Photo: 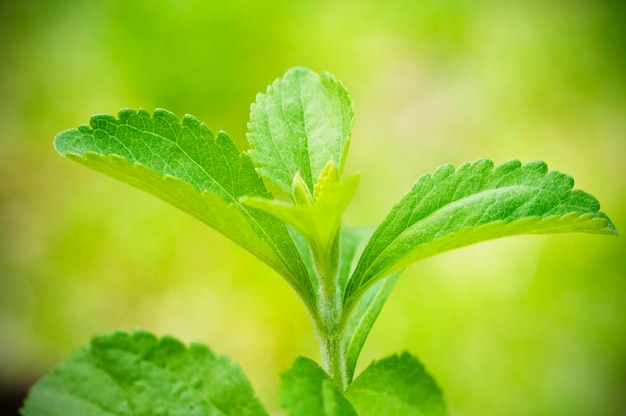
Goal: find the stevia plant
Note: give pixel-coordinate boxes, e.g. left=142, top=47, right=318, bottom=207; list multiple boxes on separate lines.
left=22, top=67, right=617, bottom=415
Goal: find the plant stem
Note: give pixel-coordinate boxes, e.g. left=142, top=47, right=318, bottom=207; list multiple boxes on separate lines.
left=319, top=323, right=348, bottom=391
left=316, top=272, right=347, bottom=391
left=311, top=232, right=349, bottom=391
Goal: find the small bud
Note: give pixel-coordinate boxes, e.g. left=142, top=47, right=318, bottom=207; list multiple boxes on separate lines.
left=292, top=171, right=314, bottom=206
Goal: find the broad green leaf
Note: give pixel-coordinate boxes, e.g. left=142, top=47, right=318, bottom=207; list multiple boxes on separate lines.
left=247, top=67, right=354, bottom=195
left=54, top=109, right=315, bottom=309
left=280, top=357, right=358, bottom=416
left=21, top=330, right=268, bottom=416
left=346, top=159, right=617, bottom=302
left=345, top=352, right=448, bottom=416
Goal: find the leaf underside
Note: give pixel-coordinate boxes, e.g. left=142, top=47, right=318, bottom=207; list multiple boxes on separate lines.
left=336, top=227, right=400, bottom=384
left=53, top=108, right=315, bottom=309
left=342, top=272, right=399, bottom=383
left=346, top=159, right=617, bottom=303
left=21, top=330, right=268, bottom=416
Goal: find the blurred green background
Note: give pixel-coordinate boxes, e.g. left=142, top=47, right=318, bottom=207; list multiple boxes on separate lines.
left=1, top=0, right=625, bottom=414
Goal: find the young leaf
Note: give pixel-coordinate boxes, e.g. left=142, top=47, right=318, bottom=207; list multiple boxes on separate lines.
left=280, top=357, right=358, bottom=416
left=247, top=67, right=354, bottom=195
left=54, top=109, right=315, bottom=309
left=21, top=330, right=268, bottom=416
left=242, top=161, right=360, bottom=277
left=345, top=352, right=448, bottom=416
left=346, top=159, right=617, bottom=303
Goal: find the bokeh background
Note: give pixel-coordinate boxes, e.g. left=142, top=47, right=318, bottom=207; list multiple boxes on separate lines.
left=1, top=0, right=625, bottom=414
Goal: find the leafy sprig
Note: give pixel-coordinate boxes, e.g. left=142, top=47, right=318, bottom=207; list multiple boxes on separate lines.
left=23, top=67, right=617, bottom=415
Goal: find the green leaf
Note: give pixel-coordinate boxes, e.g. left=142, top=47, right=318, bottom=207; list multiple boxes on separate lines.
left=333, top=227, right=400, bottom=384
left=336, top=227, right=373, bottom=296
left=341, top=272, right=399, bottom=383
left=21, top=330, right=268, bottom=416
left=54, top=108, right=315, bottom=310
left=345, top=352, right=448, bottom=416
left=346, top=159, right=617, bottom=302
left=280, top=357, right=358, bottom=416
left=247, top=67, right=354, bottom=195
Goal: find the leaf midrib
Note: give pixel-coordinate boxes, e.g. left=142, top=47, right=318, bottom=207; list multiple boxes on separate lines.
left=299, top=76, right=314, bottom=189
left=265, top=86, right=294, bottom=187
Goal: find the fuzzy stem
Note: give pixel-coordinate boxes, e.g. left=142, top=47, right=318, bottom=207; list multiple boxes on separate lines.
left=311, top=232, right=348, bottom=391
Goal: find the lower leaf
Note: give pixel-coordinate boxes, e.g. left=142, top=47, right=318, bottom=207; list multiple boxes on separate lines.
left=345, top=352, right=448, bottom=416
left=21, top=330, right=268, bottom=416
left=280, top=357, right=358, bottom=416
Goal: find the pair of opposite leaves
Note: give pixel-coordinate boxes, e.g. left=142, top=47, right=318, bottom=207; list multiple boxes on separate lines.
left=51, top=67, right=616, bottom=313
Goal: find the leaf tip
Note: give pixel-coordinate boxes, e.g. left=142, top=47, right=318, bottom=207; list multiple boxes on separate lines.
left=605, top=219, right=619, bottom=236
left=53, top=128, right=77, bottom=156
left=284, top=66, right=318, bottom=79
